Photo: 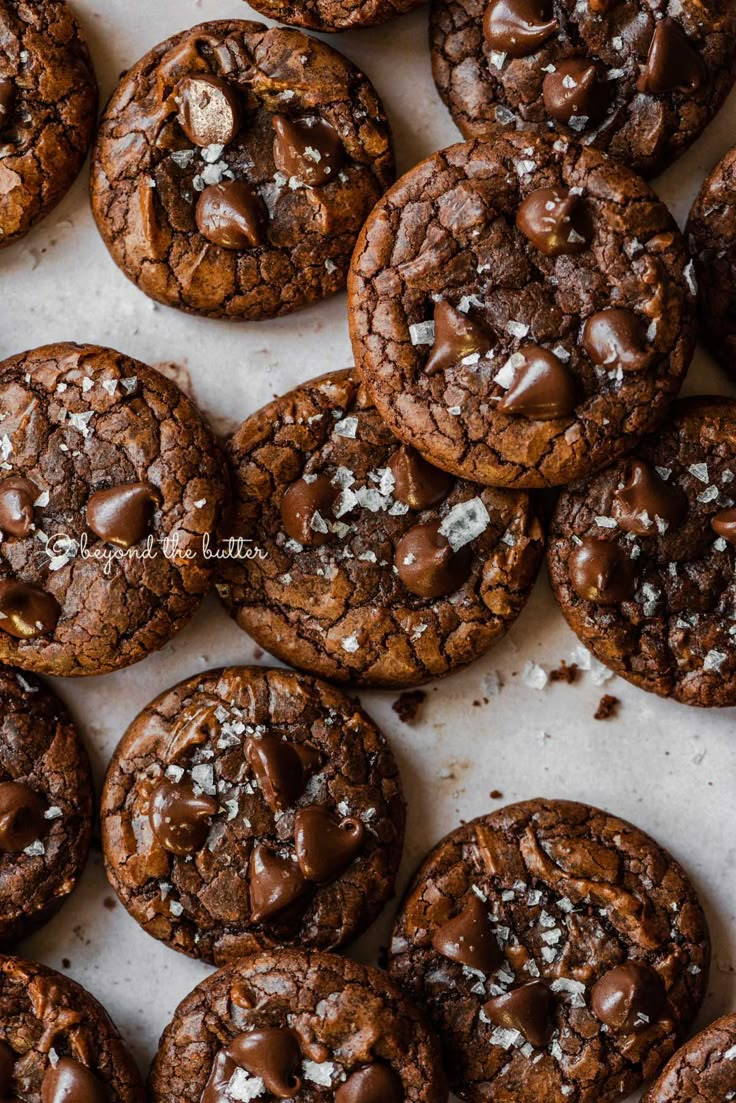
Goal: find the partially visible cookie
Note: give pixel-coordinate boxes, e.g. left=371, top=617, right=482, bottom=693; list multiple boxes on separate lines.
left=0, top=954, right=144, bottom=1103
left=547, top=397, right=736, bottom=706
left=0, top=0, right=97, bottom=247
left=349, top=133, right=695, bottom=489
left=0, top=664, right=92, bottom=942
left=150, top=949, right=448, bottom=1103
left=0, top=343, right=229, bottom=677
left=243, top=0, right=425, bottom=32
left=102, top=665, right=405, bottom=964
left=215, top=369, right=544, bottom=688
left=90, top=20, right=394, bottom=321
left=430, top=0, right=736, bottom=179
left=687, top=146, right=736, bottom=379
left=389, top=798, right=709, bottom=1103
left=642, top=1014, right=736, bottom=1103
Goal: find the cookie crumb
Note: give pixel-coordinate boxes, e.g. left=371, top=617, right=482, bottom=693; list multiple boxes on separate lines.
left=392, top=690, right=426, bottom=723
left=103, top=896, right=117, bottom=910
left=550, top=660, right=578, bottom=684
left=490, top=789, right=503, bottom=799
left=594, top=694, right=620, bottom=720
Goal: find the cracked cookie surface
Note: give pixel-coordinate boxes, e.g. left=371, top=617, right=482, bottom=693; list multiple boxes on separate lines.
left=0, top=664, right=92, bottom=942
left=150, top=948, right=448, bottom=1103
left=0, top=342, right=229, bottom=677
left=389, top=798, right=709, bottom=1103
left=0, top=954, right=144, bottom=1103
left=101, top=665, right=405, bottom=964
left=642, top=1013, right=736, bottom=1103
left=0, top=0, right=97, bottom=247
left=430, top=0, right=736, bottom=179
left=686, top=146, right=736, bottom=381
left=348, top=134, right=695, bottom=490
left=215, top=369, right=544, bottom=688
left=547, top=397, right=736, bottom=706
left=243, top=0, right=425, bottom=32
left=90, top=20, right=394, bottom=321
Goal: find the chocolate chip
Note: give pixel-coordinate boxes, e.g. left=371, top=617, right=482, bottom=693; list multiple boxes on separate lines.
left=249, top=842, right=309, bottom=923
left=483, top=981, right=555, bottom=1048
left=86, top=481, right=159, bottom=549
left=272, top=115, right=345, bottom=187
left=280, top=474, right=339, bottom=547
left=0, top=1041, right=14, bottom=1095
left=245, top=734, right=309, bottom=812
left=0, top=476, right=40, bottom=537
left=0, top=580, right=60, bottom=639
left=388, top=445, right=453, bottom=510
left=497, top=345, right=578, bottom=420
left=335, top=1064, right=404, bottom=1103
left=176, top=75, right=242, bottom=148
left=148, top=779, right=218, bottom=856
left=516, top=187, right=593, bottom=256
left=0, top=78, right=14, bottom=133
left=224, top=1030, right=303, bottom=1099
left=711, top=507, right=736, bottom=544
left=195, top=180, right=266, bottom=250
left=394, top=521, right=472, bottom=598
left=590, top=962, right=666, bottom=1032
left=637, top=18, right=705, bottom=95
left=568, top=537, right=637, bottom=604
left=431, top=895, right=502, bottom=973
left=425, top=301, right=495, bottom=376
left=41, top=1057, right=107, bottom=1103
left=0, top=781, right=47, bottom=854
left=543, top=58, right=609, bottom=128
left=612, top=460, right=686, bottom=535
left=294, top=805, right=365, bottom=883
left=483, top=0, right=558, bottom=58
left=582, top=309, right=652, bottom=373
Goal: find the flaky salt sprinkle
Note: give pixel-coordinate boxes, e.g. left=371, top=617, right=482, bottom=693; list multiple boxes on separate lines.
left=438, top=497, right=490, bottom=550
left=409, top=320, right=435, bottom=346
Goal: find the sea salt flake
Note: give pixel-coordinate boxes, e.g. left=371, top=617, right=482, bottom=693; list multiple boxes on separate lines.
left=438, top=497, right=490, bottom=550
left=697, top=485, right=719, bottom=504
left=409, top=320, right=435, bottom=346
left=507, top=320, right=530, bottom=339
left=688, top=462, right=709, bottom=483
left=703, top=649, right=727, bottom=672
left=191, top=764, right=216, bottom=795
left=333, top=417, right=358, bottom=439
left=595, top=516, right=617, bottom=529
left=169, top=900, right=184, bottom=917
left=522, top=661, right=548, bottom=690
left=24, top=839, right=45, bottom=856
left=227, top=1071, right=266, bottom=1102
left=342, top=634, right=360, bottom=653
left=44, top=806, right=63, bottom=820
left=551, top=978, right=587, bottom=1007
left=303, top=1062, right=336, bottom=1087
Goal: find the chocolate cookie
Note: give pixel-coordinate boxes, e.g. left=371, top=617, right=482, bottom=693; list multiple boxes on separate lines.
left=90, top=20, right=393, bottom=321
left=642, top=1013, right=736, bottom=1103
left=150, top=948, right=447, bottom=1103
left=0, top=664, right=92, bottom=942
left=0, top=342, right=229, bottom=678
left=0, top=954, right=144, bottom=1103
left=348, top=133, right=695, bottom=490
left=215, top=369, right=544, bottom=687
left=101, top=665, right=405, bottom=964
left=686, top=146, right=736, bottom=380
left=389, top=798, right=709, bottom=1103
left=430, top=0, right=736, bottom=179
left=548, top=396, right=736, bottom=706
left=0, top=0, right=97, bottom=248
left=244, top=0, right=424, bottom=32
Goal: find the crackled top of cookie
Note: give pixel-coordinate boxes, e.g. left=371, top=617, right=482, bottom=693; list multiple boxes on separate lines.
left=0, top=0, right=97, bottom=247
left=686, top=147, right=736, bottom=381
left=548, top=397, right=736, bottom=706
left=389, top=798, right=709, bottom=1103
left=243, top=0, right=425, bottom=32
left=150, top=949, right=448, bottom=1103
left=642, top=1013, right=736, bottom=1103
left=0, top=343, right=228, bottom=678
left=430, top=0, right=736, bottom=178
left=0, top=664, right=92, bottom=941
left=348, top=135, right=695, bottom=490
left=90, top=20, right=394, bottom=321
left=101, top=666, right=405, bottom=964
left=215, top=369, right=544, bottom=687
left=0, top=955, right=144, bottom=1103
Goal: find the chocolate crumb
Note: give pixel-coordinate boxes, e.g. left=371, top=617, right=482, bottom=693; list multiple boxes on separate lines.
left=550, top=661, right=578, bottom=684
left=392, top=690, right=426, bottom=723
left=490, top=789, right=503, bottom=799
left=103, top=896, right=117, bottom=910
left=594, top=695, right=620, bottom=720
left=62, top=958, right=71, bottom=969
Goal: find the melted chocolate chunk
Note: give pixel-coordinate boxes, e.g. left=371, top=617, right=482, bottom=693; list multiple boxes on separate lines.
left=148, top=778, right=218, bottom=856
left=425, top=301, right=495, bottom=376
left=483, top=0, right=558, bottom=57
left=483, top=981, right=555, bottom=1048
left=543, top=58, right=609, bottom=128
left=431, top=895, right=502, bottom=973
left=176, top=75, right=242, bottom=148
left=590, top=962, right=666, bottom=1032
left=0, top=78, right=14, bottom=133
left=0, top=781, right=47, bottom=854
left=0, top=581, right=60, bottom=639
left=249, top=842, right=309, bottom=923
left=335, top=1064, right=404, bottom=1103
left=388, top=446, right=453, bottom=510
left=272, top=115, right=345, bottom=187
left=41, top=1057, right=107, bottom=1103
left=568, top=537, right=637, bottom=604
left=0, top=476, right=40, bottom=538
left=711, top=507, right=736, bottom=544
left=612, top=461, right=686, bottom=535
left=582, top=309, right=651, bottom=373
left=637, top=18, right=705, bottom=96
left=227, top=1030, right=302, bottom=1098
left=498, top=346, right=578, bottom=420
left=245, top=735, right=310, bottom=812
left=86, top=482, right=159, bottom=549
left=516, top=188, right=593, bottom=256
left=294, top=806, right=365, bottom=883
left=0, top=1041, right=14, bottom=1095
left=394, top=521, right=472, bottom=598
left=195, top=180, right=266, bottom=250
left=280, top=474, right=339, bottom=547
